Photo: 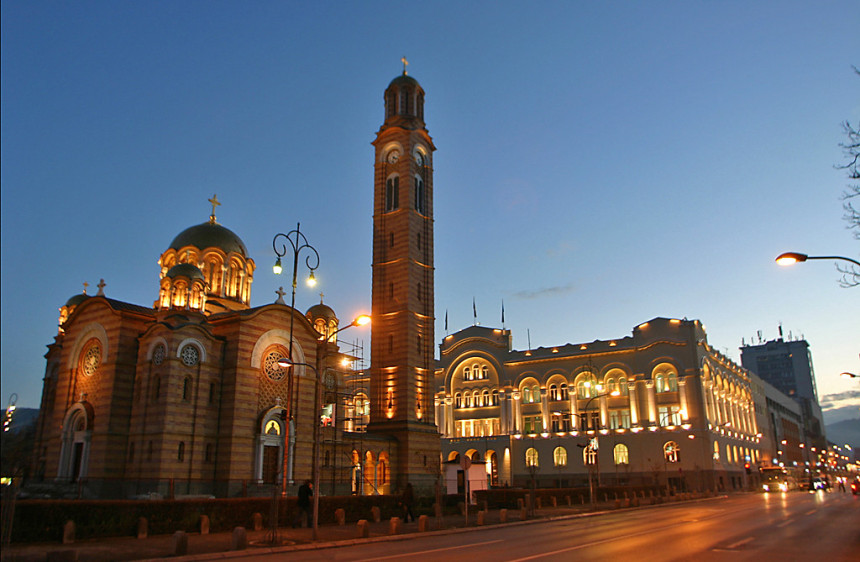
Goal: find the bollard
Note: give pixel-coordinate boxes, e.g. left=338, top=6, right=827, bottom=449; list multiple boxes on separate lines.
left=335, top=508, right=346, bottom=526
left=231, top=527, right=247, bottom=551
left=566, top=495, right=571, bottom=506
left=371, top=506, right=381, bottom=523
left=200, top=515, right=210, bottom=535
left=357, top=519, right=370, bottom=538
left=477, top=510, right=486, bottom=526
left=252, top=512, right=263, bottom=531
left=500, top=508, right=508, bottom=523
left=62, top=520, right=75, bottom=545
left=137, top=517, right=148, bottom=539
left=418, top=514, right=429, bottom=532
left=173, top=531, right=188, bottom=556
left=632, top=497, right=639, bottom=507
left=46, top=551, right=78, bottom=562
left=614, top=499, right=621, bottom=509
left=520, top=506, right=527, bottom=520
left=624, top=498, right=631, bottom=508
left=517, top=497, right=524, bottom=509
left=389, top=517, right=402, bottom=535
left=535, top=497, right=541, bottom=509
left=551, top=496, right=557, bottom=507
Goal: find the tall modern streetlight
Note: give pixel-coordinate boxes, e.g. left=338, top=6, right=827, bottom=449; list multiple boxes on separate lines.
left=775, top=252, right=860, bottom=267
left=579, top=384, right=620, bottom=508
left=273, top=223, right=320, bottom=490
left=277, top=314, right=369, bottom=541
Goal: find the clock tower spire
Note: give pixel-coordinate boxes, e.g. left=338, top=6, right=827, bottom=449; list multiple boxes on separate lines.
left=368, top=69, right=439, bottom=491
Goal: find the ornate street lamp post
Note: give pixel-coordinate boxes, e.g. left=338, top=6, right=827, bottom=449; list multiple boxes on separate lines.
left=273, top=223, right=320, bottom=490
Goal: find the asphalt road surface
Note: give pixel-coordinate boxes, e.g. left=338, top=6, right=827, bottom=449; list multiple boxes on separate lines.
left=236, top=490, right=859, bottom=561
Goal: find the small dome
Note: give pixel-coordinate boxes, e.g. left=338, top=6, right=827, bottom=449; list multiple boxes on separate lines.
left=64, top=293, right=90, bottom=308
left=307, top=303, right=337, bottom=322
left=169, top=222, right=248, bottom=257
left=166, top=263, right=205, bottom=281
left=388, top=73, right=420, bottom=89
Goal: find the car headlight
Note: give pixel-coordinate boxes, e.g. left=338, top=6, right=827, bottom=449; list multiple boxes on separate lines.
left=779, top=483, right=788, bottom=492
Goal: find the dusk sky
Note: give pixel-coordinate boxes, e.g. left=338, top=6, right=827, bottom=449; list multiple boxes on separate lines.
left=2, top=2, right=858, bottom=421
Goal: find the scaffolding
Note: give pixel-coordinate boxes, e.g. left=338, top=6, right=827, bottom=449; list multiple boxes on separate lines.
left=320, top=338, right=395, bottom=496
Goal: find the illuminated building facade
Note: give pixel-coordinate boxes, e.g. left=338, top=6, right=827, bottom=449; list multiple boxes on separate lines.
left=31, top=208, right=361, bottom=498
left=435, top=319, right=763, bottom=492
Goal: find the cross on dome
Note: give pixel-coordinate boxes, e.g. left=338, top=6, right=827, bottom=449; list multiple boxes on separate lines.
left=401, top=56, right=408, bottom=75
left=208, top=194, right=221, bottom=224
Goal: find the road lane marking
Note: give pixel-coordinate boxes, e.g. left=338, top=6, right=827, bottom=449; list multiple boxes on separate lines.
left=726, top=536, right=754, bottom=549
left=777, top=519, right=792, bottom=528
left=352, top=539, right=504, bottom=561
left=507, top=526, right=661, bottom=561
left=804, top=509, right=816, bottom=515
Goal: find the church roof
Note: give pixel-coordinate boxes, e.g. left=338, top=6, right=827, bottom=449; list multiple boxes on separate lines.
left=169, top=221, right=248, bottom=257
left=388, top=73, right=420, bottom=89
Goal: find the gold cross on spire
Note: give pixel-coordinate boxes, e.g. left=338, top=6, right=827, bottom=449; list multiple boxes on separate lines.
left=401, top=56, right=408, bottom=75
left=319, top=292, right=325, bottom=304
left=208, top=194, right=220, bottom=223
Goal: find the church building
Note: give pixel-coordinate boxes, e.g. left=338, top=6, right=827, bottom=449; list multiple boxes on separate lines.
left=31, top=69, right=441, bottom=499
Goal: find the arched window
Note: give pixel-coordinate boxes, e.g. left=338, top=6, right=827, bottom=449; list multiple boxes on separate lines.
left=523, top=387, right=531, bottom=404
left=481, top=366, right=489, bottom=380
left=667, top=373, right=678, bottom=392
left=525, top=448, right=539, bottom=467
left=414, top=175, right=425, bottom=214
left=463, top=366, right=471, bottom=380
left=713, top=441, right=720, bottom=462
left=577, top=373, right=598, bottom=399
left=533, top=385, right=541, bottom=402
left=606, top=378, right=616, bottom=395
left=618, top=377, right=629, bottom=396
left=465, top=393, right=472, bottom=408
left=614, top=444, right=629, bottom=465
left=482, top=389, right=490, bottom=406
left=655, top=374, right=665, bottom=393
left=492, top=389, right=499, bottom=405
left=664, top=441, right=680, bottom=463
left=178, top=442, right=185, bottom=462
left=473, top=390, right=481, bottom=407
left=553, top=447, right=567, bottom=467
left=560, top=383, right=569, bottom=400
left=454, top=393, right=462, bottom=408
left=549, top=384, right=558, bottom=401
left=385, top=175, right=399, bottom=211
left=583, top=445, right=597, bottom=466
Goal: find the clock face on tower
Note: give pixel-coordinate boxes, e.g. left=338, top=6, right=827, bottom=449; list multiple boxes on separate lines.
left=387, top=150, right=400, bottom=164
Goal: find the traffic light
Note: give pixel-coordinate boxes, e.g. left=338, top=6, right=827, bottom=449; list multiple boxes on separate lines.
left=744, top=463, right=751, bottom=475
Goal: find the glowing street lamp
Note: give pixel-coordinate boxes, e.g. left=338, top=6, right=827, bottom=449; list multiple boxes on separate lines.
left=839, top=372, right=858, bottom=379
left=775, top=252, right=860, bottom=267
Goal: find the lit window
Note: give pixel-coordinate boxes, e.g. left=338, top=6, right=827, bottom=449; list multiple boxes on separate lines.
left=549, top=384, right=558, bottom=401
left=525, top=448, right=539, bottom=467
left=664, top=441, right=680, bottom=463
left=713, top=441, right=720, bottom=462
left=560, top=383, right=569, bottom=400
left=614, top=444, right=629, bottom=465
left=618, top=377, right=628, bottom=396
left=583, top=444, right=597, bottom=466
left=553, top=447, right=567, bottom=467
left=464, top=366, right=471, bottom=380
left=454, top=393, right=462, bottom=408
left=482, top=366, right=489, bottom=380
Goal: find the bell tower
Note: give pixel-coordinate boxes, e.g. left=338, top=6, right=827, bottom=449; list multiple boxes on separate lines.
left=368, top=67, right=440, bottom=491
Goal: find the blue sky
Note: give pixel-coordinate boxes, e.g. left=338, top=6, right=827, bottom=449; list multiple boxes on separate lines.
left=2, top=1, right=858, bottom=420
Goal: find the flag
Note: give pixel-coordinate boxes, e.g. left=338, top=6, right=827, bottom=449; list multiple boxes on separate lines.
left=445, top=310, right=448, bottom=332
left=472, top=297, right=477, bottom=324
left=501, top=300, right=505, bottom=325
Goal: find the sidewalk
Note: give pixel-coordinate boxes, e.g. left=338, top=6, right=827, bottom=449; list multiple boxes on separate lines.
left=1, top=495, right=717, bottom=561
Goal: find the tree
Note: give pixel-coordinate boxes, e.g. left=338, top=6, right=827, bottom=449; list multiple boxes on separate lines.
left=835, top=67, right=860, bottom=287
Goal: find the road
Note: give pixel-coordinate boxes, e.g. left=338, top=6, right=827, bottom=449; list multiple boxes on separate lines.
left=236, top=491, right=859, bottom=561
